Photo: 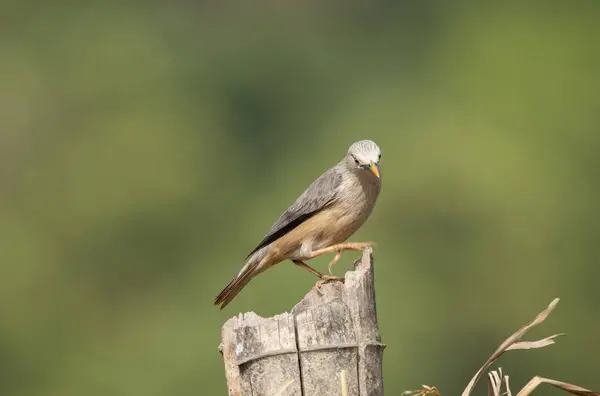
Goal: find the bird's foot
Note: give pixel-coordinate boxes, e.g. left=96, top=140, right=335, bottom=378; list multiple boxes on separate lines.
left=315, top=274, right=345, bottom=293
left=346, top=241, right=375, bottom=250
left=309, top=241, right=375, bottom=261
left=327, top=251, right=343, bottom=275
left=326, top=241, right=374, bottom=253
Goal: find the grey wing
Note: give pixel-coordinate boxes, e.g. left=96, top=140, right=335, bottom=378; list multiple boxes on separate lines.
left=246, top=166, right=343, bottom=258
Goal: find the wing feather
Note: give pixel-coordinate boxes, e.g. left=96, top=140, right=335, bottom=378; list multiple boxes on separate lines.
left=246, top=166, right=343, bottom=258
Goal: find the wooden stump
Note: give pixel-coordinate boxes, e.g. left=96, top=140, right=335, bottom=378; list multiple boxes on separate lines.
left=219, top=248, right=385, bottom=396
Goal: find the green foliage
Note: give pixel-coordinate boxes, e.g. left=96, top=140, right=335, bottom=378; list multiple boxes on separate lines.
left=1, top=3, right=599, bottom=395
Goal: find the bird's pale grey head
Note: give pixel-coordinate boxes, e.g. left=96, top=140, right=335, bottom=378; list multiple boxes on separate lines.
left=345, top=140, right=381, bottom=178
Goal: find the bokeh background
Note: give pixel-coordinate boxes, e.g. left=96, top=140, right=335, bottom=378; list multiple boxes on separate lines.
left=2, top=2, right=599, bottom=395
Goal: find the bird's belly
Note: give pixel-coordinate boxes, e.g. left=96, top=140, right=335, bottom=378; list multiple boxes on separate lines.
left=331, top=210, right=368, bottom=242
left=309, top=207, right=370, bottom=251
left=276, top=210, right=353, bottom=259
left=271, top=196, right=376, bottom=261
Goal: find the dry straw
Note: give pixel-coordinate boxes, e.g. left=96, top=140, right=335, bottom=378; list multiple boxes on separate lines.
left=267, top=298, right=598, bottom=396
left=404, top=298, right=599, bottom=396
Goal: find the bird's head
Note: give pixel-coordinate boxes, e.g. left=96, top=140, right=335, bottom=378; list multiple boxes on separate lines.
left=345, top=140, right=381, bottom=179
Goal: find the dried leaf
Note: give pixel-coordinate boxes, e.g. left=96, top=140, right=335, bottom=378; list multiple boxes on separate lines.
left=488, top=368, right=503, bottom=396
left=487, top=376, right=495, bottom=396
left=517, top=376, right=600, bottom=396
left=461, top=298, right=560, bottom=396
left=402, top=385, right=440, bottom=396
left=488, top=372, right=498, bottom=396
left=340, top=370, right=348, bottom=396
left=504, top=375, right=512, bottom=396
left=507, top=333, right=566, bottom=350
left=488, top=368, right=513, bottom=396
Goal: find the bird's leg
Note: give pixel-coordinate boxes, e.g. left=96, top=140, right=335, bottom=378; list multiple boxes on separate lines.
left=293, top=260, right=344, bottom=292
left=294, top=241, right=374, bottom=291
left=293, top=260, right=325, bottom=278
left=308, top=241, right=374, bottom=260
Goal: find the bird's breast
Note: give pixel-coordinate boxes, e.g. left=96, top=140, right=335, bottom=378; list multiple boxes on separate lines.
left=317, top=173, right=381, bottom=247
left=268, top=172, right=380, bottom=260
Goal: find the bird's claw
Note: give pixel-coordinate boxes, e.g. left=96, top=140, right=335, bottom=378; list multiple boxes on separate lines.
left=327, top=250, right=343, bottom=275
left=354, top=241, right=375, bottom=250
left=315, top=275, right=345, bottom=294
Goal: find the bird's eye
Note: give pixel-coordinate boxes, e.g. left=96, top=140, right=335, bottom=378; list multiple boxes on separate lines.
left=353, top=156, right=360, bottom=165
left=378, top=154, right=381, bottom=161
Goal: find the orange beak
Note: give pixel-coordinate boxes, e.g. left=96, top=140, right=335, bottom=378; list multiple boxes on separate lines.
left=369, top=161, right=380, bottom=178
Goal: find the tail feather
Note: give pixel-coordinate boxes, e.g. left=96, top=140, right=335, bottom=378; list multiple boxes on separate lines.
left=214, top=264, right=257, bottom=309
left=216, top=248, right=269, bottom=309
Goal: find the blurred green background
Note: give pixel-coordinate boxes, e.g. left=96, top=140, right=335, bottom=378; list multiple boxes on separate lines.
left=2, top=2, right=599, bottom=395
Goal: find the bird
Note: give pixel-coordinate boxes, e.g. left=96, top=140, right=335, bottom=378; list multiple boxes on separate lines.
left=214, top=139, right=382, bottom=309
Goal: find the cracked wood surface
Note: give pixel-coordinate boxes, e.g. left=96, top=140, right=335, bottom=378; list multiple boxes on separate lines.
left=219, top=248, right=385, bottom=396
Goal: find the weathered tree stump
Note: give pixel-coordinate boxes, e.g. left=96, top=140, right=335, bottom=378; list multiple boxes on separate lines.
left=219, top=248, right=385, bottom=396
